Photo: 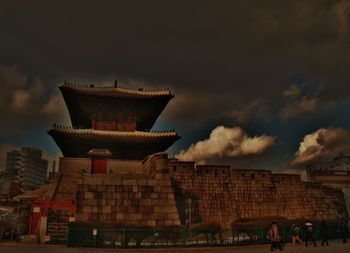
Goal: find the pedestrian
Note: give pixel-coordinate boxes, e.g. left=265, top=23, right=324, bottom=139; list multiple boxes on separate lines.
left=290, top=224, right=301, bottom=245
left=304, top=220, right=317, bottom=247
left=320, top=220, right=329, bottom=246
left=267, top=221, right=283, bottom=251
left=338, top=217, right=348, bottom=243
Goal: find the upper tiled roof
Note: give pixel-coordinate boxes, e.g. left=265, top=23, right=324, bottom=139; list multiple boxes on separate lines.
left=60, top=81, right=172, bottom=98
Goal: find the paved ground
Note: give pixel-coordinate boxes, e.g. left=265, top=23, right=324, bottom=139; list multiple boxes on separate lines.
left=1, top=240, right=350, bottom=252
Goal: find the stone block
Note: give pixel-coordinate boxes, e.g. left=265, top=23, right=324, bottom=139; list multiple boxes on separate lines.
left=77, top=184, right=87, bottom=192
left=147, top=180, right=156, bottom=186
left=92, top=176, right=104, bottom=185
left=104, top=176, right=122, bottom=185
left=107, top=185, right=115, bottom=192
left=84, top=192, right=94, bottom=199
left=106, top=199, right=115, bottom=205
left=122, top=179, right=137, bottom=185
left=151, top=193, right=159, bottom=199
left=92, top=206, right=99, bottom=213
left=165, top=220, right=174, bottom=226
left=82, top=206, right=92, bottom=213
left=148, top=220, right=156, bottom=227
left=97, top=185, right=106, bottom=192
left=137, top=179, right=147, bottom=186
left=98, top=199, right=106, bottom=205
left=75, top=212, right=89, bottom=221
left=76, top=191, right=84, bottom=200
left=168, top=213, right=179, bottom=220
left=88, top=185, right=97, bottom=191
left=102, top=206, right=112, bottom=213
left=116, top=213, right=124, bottom=220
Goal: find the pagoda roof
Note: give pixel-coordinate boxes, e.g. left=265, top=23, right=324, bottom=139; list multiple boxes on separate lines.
left=60, top=81, right=173, bottom=98
left=48, top=126, right=180, bottom=160
left=48, top=125, right=179, bottom=143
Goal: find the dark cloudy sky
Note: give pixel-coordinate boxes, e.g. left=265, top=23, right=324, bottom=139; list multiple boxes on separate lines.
left=1, top=0, right=350, bottom=172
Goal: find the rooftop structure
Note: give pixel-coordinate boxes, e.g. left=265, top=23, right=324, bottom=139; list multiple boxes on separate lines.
left=49, top=81, right=180, bottom=159
left=307, top=155, right=350, bottom=188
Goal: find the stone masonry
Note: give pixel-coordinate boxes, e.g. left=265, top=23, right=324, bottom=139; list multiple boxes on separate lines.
left=55, top=153, right=180, bottom=227
left=53, top=153, right=348, bottom=229
left=169, top=161, right=348, bottom=229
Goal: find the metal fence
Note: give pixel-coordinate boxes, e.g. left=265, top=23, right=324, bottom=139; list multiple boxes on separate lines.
left=67, top=221, right=343, bottom=248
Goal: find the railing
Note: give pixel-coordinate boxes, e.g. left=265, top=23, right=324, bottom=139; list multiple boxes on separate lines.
left=67, top=221, right=343, bottom=248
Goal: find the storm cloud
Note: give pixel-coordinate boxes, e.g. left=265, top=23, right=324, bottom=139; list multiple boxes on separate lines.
left=0, top=65, right=68, bottom=137
left=0, top=0, right=350, bottom=167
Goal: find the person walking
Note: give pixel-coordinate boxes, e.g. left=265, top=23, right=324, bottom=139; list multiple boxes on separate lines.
left=320, top=220, right=329, bottom=246
left=290, top=224, right=301, bottom=245
left=338, top=217, right=348, bottom=243
left=304, top=220, right=317, bottom=247
left=267, top=221, right=283, bottom=251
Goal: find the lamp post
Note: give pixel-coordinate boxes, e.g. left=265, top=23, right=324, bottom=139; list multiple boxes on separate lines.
left=188, top=198, right=192, bottom=242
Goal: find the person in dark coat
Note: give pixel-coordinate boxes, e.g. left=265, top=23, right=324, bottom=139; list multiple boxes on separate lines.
left=320, top=220, right=329, bottom=246
left=338, top=217, right=348, bottom=243
left=304, top=220, right=317, bottom=247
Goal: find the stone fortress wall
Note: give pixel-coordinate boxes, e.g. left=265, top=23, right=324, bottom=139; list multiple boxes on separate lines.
left=168, top=158, right=348, bottom=228
left=55, top=153, right=348, bottom=229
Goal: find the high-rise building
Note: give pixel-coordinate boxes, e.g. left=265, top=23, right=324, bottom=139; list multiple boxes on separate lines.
left=6, top=147, right=48, bottom=192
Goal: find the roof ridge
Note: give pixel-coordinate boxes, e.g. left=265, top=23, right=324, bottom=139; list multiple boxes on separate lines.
left=51, top=125, right=178, bottom=136
left=61, top=81, right=172, bottom=96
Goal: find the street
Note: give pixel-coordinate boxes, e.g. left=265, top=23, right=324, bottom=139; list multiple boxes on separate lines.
left=1, top=240, right=350, bottom=253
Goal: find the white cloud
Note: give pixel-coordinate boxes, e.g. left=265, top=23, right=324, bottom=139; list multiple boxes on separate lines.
left=293, top=127, right=350, bottom=165
left=176, top=126, right=275, bottom=162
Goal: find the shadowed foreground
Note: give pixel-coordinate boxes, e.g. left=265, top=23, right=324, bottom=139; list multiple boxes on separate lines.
left=1, top=240, right=350, bottom=253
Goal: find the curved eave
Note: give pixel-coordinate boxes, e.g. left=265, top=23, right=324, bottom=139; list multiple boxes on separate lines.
left=48, top=128, right=180, bottom=143
left=59, top=84, right=174, bottom=100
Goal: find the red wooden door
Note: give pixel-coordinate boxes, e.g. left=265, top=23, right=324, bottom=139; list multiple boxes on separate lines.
left=92, top=159, right=107, bottom=174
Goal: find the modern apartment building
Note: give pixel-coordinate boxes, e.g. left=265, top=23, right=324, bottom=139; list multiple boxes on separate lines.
left=6, top=147, right=48, bottom=192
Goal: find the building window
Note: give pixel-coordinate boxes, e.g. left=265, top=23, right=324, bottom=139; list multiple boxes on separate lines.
left=173, top=166, right=177, bottom=172
left=251, top=174, right=255, bottom=179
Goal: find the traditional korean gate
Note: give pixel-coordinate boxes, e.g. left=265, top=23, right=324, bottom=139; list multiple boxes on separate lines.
left=47, top=209, right=69, bottom=244
left=28, top=200, right=48, bottom=235
left=28, top=199, right=75, bottom=243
